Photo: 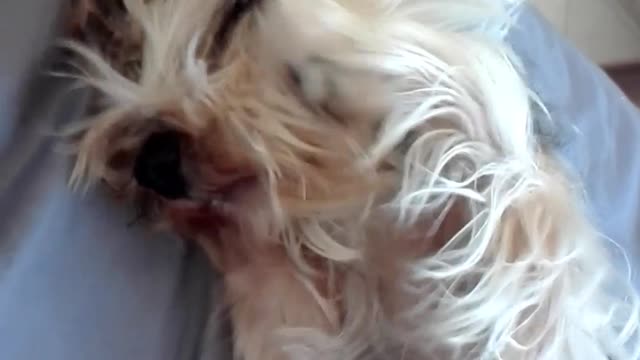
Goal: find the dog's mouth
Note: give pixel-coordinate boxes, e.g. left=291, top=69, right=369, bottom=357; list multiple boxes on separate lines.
left=131, top=130, right=261, bottom=226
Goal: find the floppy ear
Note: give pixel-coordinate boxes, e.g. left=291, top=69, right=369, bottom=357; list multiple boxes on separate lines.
left=399, top=163, right=640, bottom=358
left=492, top=174, right=639, bottom=359
left=63, top=0, right=143, bottom=79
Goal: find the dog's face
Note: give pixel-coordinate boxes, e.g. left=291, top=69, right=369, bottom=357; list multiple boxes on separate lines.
left=67, top=0, right=403, bottom=241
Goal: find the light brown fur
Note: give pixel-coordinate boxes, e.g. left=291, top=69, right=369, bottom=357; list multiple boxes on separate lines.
left=61, top=1, right=640, bottom=359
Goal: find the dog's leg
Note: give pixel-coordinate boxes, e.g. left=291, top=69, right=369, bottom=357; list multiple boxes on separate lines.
left=198, top=238, right=339, bottom=360
left=226, top=253, right=339, bottom=360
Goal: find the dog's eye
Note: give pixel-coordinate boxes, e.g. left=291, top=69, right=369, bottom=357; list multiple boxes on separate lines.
left=285, top=63, right=348, bottom=125
left=285, top=63, right=332, bottom=109
left=287, top=65, right=303, bottom=88
left=286, top=64, right=317, bottom=107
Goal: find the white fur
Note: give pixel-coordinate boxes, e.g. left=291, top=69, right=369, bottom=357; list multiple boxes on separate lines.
left=65, top=0, right=640, bottom=359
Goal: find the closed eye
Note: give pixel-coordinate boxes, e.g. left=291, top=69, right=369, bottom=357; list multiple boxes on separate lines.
left=285, top=63, right=346, bottom=125
left=213, top=0, right=261, bottom=55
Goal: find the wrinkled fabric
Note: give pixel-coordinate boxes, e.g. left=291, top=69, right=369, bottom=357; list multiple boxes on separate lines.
left=0, top=3, right=638, bottom=360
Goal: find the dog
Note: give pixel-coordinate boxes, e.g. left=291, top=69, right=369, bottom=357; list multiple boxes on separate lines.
left=61, top=0, right=640, bottom=359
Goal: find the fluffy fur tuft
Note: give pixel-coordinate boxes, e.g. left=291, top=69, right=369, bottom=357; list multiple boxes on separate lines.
left=62, top=0, right=640, bottom=359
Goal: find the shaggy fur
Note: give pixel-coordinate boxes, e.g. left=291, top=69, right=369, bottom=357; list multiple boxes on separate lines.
left=61, top=0, right=640, bottom=359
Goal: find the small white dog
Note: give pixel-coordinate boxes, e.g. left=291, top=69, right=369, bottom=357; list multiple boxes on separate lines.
left=62, top=0, right=640, bottom=359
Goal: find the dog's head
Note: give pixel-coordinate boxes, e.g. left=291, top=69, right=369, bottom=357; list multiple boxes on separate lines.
left=66, top=0, right=396, bottom=241
left=64, top=0, right=524, bottom=252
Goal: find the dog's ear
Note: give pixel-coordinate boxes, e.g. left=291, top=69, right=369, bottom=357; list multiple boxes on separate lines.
left=63, top=0, right=143, bottom=80
left=408, top=168, right=628, bottom=357
left=64, top=0, right=128, bottom=42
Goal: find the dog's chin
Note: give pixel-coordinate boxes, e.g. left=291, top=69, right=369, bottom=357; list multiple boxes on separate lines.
left=161, top=180, right=278, bottom=241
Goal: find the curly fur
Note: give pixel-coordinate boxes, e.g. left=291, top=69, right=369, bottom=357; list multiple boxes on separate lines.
left=61, top=0, right=640, bottom=359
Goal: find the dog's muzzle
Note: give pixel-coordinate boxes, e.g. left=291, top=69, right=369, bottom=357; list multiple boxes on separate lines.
left=133, top=130, right=189, bottom=200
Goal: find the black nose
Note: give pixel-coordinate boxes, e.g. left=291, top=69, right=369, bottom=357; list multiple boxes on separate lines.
left=133, top=131, right=189, bottom=199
